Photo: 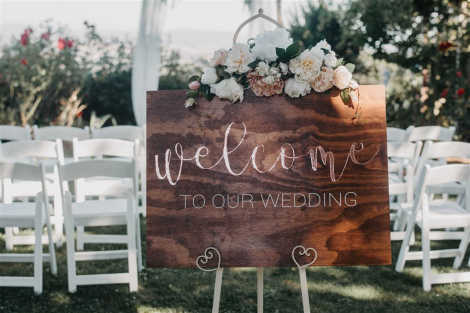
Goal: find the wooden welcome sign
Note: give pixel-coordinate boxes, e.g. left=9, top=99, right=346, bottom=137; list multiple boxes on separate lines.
left=146, top=85, right=391, bottom=268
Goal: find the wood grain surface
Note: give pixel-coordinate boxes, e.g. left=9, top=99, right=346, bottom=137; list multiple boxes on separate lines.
left=146, top=85, right=391, bottom=268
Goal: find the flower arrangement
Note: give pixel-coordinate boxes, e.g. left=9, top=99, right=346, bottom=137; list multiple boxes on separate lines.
left=185, top=28, right=358, bottom=109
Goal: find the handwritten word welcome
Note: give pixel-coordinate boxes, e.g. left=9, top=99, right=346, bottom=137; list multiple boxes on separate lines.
left=154, top=122, right=380, bottom=186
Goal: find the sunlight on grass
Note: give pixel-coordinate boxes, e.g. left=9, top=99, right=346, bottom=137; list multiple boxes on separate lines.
left=50, top=292, right=71, bottom=305
left=137, top=305, right=181, bottom=313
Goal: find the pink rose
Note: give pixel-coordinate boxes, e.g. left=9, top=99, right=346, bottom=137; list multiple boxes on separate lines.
left=188, top=81, right=201, bottom=90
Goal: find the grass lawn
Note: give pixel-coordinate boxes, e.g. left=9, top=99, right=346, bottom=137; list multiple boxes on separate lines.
left=1, top=222, right=470, bottom=313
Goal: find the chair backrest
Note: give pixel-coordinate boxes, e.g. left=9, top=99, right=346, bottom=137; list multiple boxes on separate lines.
left=0, top=140, right=64, bottom=164
left=0, top=161, right=48, bottom=201
left=415, top=141, right=470, bottom=181
left=387, top=127, right=406, bottom=142
left=58, top=159, right=137, bottom=200
left=408, top=126, right=455, bottom=143
left=387, top=142, right=421, bottom=201
left=0, top=125, right=32, bottom=142
left=91, top=126, right=144, bottom=142
left=72, top=138, right=137, bottom=161
left=387, top=141, right=422, bottom=170
left=33, top=125, right=90, bottom=141
left=415, top=164, right=470, bottom=213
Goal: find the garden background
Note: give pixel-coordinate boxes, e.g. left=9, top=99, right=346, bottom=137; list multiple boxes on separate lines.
left=1, top=0, right=469, bottom=140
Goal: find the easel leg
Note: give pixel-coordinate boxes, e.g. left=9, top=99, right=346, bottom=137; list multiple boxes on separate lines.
left=298, top=268, right=310, bottom=313
left=212, top=268, right=224, bottom=313
left=257, top=267, right=263, bottom=313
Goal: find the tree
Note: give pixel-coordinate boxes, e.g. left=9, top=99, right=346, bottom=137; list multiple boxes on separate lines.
left=347, top=0, right=470, bottom=140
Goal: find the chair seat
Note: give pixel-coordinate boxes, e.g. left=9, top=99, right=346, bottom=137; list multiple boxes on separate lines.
left=72, top=199, right=129, bottom=226
left=0, top=203, right=43, bottom=227
left=418, top=200, right=470, bottom=228
left=427, top=182, right=465, bottom=195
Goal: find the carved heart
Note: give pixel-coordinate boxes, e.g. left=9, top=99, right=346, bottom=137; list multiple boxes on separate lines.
left=291, top=245, right=318, bottom=269
left=196, top=247, right=221, bottom=272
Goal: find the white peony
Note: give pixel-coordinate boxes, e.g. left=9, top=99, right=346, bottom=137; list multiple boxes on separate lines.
left=252, top=28, right=293, bottom=62
left=225, top=43, right=255, bottom=74
left=284, top=78, right=312, bottom=98
left=210, top=49, right=228, bottom=66
left=324, top=51, right=338, bottom=68
left=201, top=67, right=218, bottom=85
left=210, top=78, right=244, bottom=103
left=289, top=47, right=324, bottom=83
left=311, top=67, right=334, bottom=93
left=333, top=66, right=352, bottom=90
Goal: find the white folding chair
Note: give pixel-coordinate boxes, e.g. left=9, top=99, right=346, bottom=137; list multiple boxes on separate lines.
left=0, top=162, right=57, bottom=294
left=71, top=138, right=142, bottom=271
left=0, top=125, right=32, bottom=201
left=32, top=125, right=90, bottom=141
left=408, top=126, right=456, bottom=143
left=387, top=126, right=413, bottom=143
left=0, top=140, right=65, bottom=248
left=388, top=142, right=422, bottom=241
left=91, top=126, right=146, bottom=217
left=0, top=125, right=32, bottom=142
left=59, top=159, right=138, bottom=293
left=396, top=164, right=470, bottom=291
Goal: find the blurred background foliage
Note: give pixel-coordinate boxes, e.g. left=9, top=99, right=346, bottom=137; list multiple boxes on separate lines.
left=0, top=0, right=469, bottom=140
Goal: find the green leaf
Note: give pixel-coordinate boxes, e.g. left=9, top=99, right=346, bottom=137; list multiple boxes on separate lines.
left=345, top=63, right=355, bottom=73
left=276, top=47, right=286, bottom=59
left=186, top=90, right=198, bottom=98
left=340, top=88, right=351, bottom=104
left=285, top=42, right=301, bottom=59
left=188, top=75, right=200, bottom=84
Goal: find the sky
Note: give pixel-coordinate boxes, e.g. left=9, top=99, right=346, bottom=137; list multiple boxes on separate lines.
left=0, top=0, right=306, bottom=59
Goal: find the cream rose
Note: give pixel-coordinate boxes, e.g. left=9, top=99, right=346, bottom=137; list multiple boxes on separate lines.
left=284, top=78, right=311, bottom=98
left=289, top=47, right=324, bottom=83
left=210, top=78, right=244, bottom=103
left=333, top=66, right=352, bottom=90
left=311, top=67, right=334, bottom=93
left=225, top=43, right=255, bottom=74
left=201, top=67, right=218, bottom=85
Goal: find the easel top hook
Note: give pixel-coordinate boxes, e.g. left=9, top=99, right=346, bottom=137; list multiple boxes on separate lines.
left=232, top=8, right=285, bottom=45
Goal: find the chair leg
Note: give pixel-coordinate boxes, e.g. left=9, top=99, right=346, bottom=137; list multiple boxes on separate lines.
left=127, top=199, right=138, bottom=292
left=395, top=215, right=414, bottom=272
left=64, top=201, right=77, bottom=293
left=53, top=193, right=64, bottom=247
left=76, top=226, right=85, bottom=250
left=454, top=227, right=470, bottom=269
left=422, top=225, right=432, bottom=291
left=5, top=227, right=14, bottom=251
left=33, top=209, right=43, bottom=295
left=45, top=216, right=58, bottom=276
left=136, top=214, right=143, bottom=272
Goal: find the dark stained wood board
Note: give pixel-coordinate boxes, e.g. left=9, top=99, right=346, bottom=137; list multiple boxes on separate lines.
left=146, top=85, right=391, bottom=268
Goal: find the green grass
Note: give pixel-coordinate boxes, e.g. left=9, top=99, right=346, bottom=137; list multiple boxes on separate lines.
left=1, top=223, right=470, bottom=313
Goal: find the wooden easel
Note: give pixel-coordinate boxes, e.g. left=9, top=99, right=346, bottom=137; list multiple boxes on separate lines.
left=196, top=246, right=318, bottom=313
